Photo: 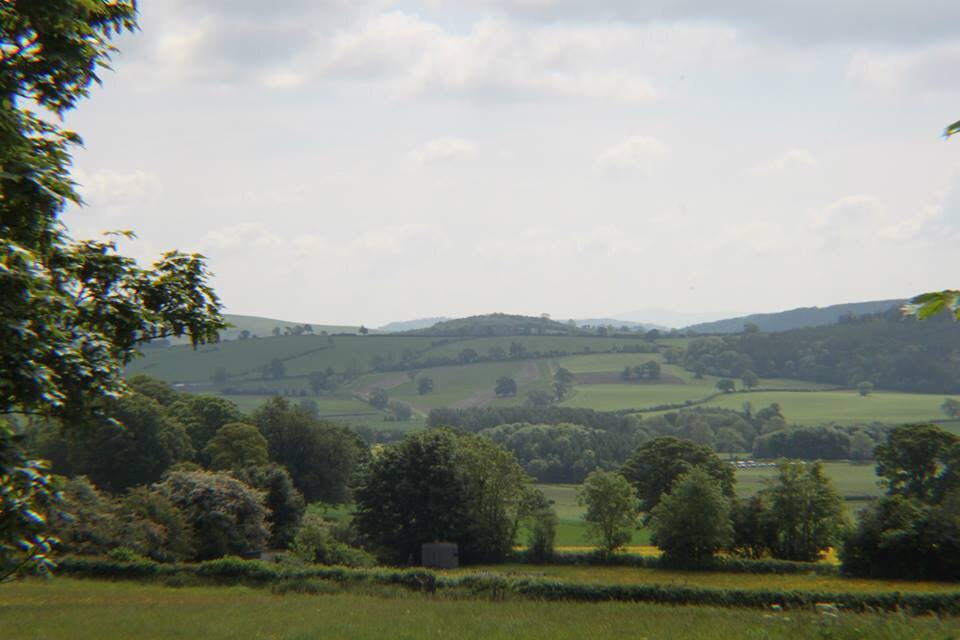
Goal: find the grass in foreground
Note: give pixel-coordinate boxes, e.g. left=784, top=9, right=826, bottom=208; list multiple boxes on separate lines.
left=1, top=578, right=956, bottom=640
left=447, top=564, right=960, bottom=594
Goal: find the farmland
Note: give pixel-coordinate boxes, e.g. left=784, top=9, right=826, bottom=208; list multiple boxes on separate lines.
left=125, top=333, right=958, bottom=429
left=2, top=579, right=955, bottom=640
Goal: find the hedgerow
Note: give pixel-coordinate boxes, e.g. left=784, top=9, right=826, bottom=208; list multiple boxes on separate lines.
left=56, top=557, right=960, bottom=615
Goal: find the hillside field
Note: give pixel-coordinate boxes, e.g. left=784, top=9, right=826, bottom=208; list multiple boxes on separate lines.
left=126, top=333, right=958, bottom=428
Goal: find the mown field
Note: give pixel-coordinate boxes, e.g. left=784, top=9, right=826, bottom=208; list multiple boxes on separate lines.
left=1, top=579, right=956, bottom=640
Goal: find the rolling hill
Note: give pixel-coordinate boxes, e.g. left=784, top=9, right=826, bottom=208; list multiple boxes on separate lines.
left=683, top=299, right=905, bottom=334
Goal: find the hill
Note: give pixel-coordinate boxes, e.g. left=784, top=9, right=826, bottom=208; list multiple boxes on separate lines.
left=405, top=313, right=575, bottom=337
left=220, top=314, right=362, bottom=339
left=684, top=299, right=905, bottom=334
left=573, top=318, right=667, bottom=331
left=377, top=317, right=449, bottom=333
left=682, top=309, right=960, bottom=393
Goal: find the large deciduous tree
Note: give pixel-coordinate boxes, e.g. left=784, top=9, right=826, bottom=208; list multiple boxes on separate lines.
left=578, top=469, right=638, bottom=555
left=620, top=436, right=735, bottom=517
left=253, top=398, right=366, bottom=504
left=352, top=428, right=538, bottom=564
left=761, top=461, right=846, bottom=562
left=875, top=423, right=959, bottom=502
left=649, top=468, right=733, bottom=562
left=1, top=1, right=224, bottom=579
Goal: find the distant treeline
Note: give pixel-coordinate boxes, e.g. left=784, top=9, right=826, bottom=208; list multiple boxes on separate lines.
left=479, top=422, right=647, bottom=483
left=682, top=310, right=960, bottom=393
left=431, top=403, right=889, bottom=470
left=428, top=406, right=638, bottom=433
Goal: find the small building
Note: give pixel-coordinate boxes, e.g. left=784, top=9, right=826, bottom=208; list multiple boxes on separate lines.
left=421, top=542, right=459, bottom=569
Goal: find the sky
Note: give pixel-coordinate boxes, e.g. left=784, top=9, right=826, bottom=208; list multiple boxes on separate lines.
left=61, top=0, right=960, bottom=327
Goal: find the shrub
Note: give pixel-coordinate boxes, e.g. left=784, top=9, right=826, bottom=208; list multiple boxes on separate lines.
left=152, top=470, right=269, bottom=560
left=291, top=514, right=374, bottom=567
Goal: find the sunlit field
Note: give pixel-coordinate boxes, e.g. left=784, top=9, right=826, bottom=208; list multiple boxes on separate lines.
left=1, top=579, right=956, bottom=640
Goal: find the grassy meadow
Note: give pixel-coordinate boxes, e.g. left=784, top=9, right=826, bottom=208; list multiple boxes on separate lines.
left=2, top=579, right=956, bottom=640
left=701, top=389, right=959, bottom=426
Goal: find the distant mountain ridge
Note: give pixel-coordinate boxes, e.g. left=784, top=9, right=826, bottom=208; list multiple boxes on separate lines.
left=683, top=299, right=906, bottom=334
left=377, top=317, right=449, bottom=333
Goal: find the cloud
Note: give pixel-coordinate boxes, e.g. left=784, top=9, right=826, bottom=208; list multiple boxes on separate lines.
left=597, top=135, right=669, bottom=172
left=428, top=0, right=960, bottom=45
left=120, top=7, right=763, bottom=102
left=408, top=137, right=476, bottom=164
left=811, top=195, right=884, bottom=230
left=750, top=149, right=816, bottom=173
left=73, top=169, right=161, bottom=216
left=847, top=42, right=960, bottom=96
left=202, top=222, right=284, bottom=252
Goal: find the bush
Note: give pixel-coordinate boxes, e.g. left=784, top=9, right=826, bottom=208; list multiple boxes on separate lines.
left=291, top=514, right=375, bottom=567
left=152, top=470, right=270, bottom=560
left=526, top=507, right=558, bottom=562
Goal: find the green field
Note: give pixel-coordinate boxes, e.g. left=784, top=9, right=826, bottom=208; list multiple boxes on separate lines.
left=128, top=335, right=441, bottom=384
left=702, top=390, right=958, bottom=426
left=3, top=579, right=954, bottom=640
left=127, top=333, right=957, bottom=429
left=353, top=361, right=552, bottom=412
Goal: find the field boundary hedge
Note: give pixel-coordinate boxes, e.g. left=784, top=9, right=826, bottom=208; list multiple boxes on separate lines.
left=521, top=551, right=839, bottom=575
left=56, top=557, right=960, bottom=615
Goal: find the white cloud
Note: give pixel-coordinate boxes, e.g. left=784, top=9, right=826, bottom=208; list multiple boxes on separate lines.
left=73, top=169, right=161, bottom=215
left=847, top=42, right=960, bottom=96
left=750, top=149, right=816, bottom=173
left=203, top=222, right=284, bottom=252
left=122, top=7, right=763, bottom=102
left=811, top=195, right=884, bottom=229
left=408, top=137, right=476, bottom=164
left=597, top=135, right=669, bottom=172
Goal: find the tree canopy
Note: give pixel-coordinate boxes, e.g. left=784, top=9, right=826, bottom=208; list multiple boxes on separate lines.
left=1, top=0, right=224, bottom=579
left=620, top=436, right=735, bottom=516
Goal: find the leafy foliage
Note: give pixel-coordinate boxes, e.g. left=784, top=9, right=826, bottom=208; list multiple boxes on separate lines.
left=152, top=471, right=269, bottom=560
left=578, top=470, right=638, bottom=555
left=760, top=461, right=846, bottom=562
left=649, top=468, right=733, bottom=562
left=479, top=422, right=646, bottom=483
left=0, top=423, right=62, bottom=580
left=253, top=398, right=367, bottom=504
left=683, top=312, right=960, bottom=393
left=874, top=423, right=959, bottom=502
left=620, top=436, right=735, bottom=517
left=353, top=428, right=539, bottom=564
left=1, top=1, right=224, bottom=579
left=204, top=423, right=269, bottom=471
left=230, top=464, right=305, bottom=549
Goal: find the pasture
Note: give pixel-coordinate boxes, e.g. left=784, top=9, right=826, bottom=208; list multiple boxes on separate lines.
left=1, top=579, right=955, bottom=640
left=702, top=390, right=958, bottom=426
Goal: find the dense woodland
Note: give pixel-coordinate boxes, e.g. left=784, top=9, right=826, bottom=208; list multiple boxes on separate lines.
left=683, top=311, right=960, bottom=393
